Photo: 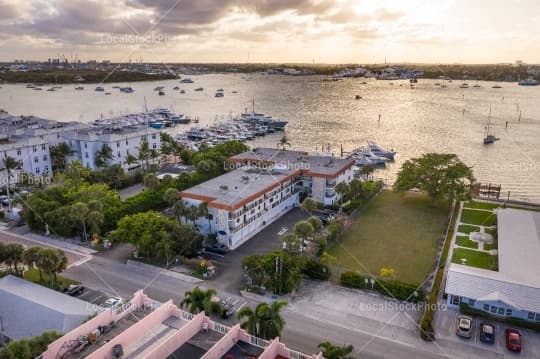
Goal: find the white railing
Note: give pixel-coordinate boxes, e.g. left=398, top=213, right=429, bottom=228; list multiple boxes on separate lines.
left=289, top=349, right=311, bottom=359
left=180, top=310, right=194, bottom=321
left=214, top=322, right=230, bottom=334
left=248, top=335, right=269, bottom=348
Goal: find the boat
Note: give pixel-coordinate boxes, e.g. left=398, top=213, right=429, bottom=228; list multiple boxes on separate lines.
left=95, top=86, right=105, bottom=92
left=32, top=87, right=43, bottom=91
left=348, top=147, right=389, bottom=167
left=105, top=92, right=111, bottom=95
left=518, top=78, right=539, bottom=86
left=180, top=89, right=185, bottom=94
left=483, top=109, right=499, bottom=145
left=216, top=88, right=224, bottom=92
left=492, top=84, right=502, bottom=88
left=367, top=141, right=396, bottom=160
left=459, top=83, right=469, bottom=89
left=171, top=115, right=191, bottom=124
left=112, top=86, right=120, bottom=89
left=236, top=100, right=288, bottom=130
left=186, top=127, right=210, bottom=141
left=25, top=84, right=35, bottom=88
left=355, top=95, right=362, bottom=100
left=46, top=87, right=56, bottom=92
left=158, top=91, right=165, bottom=96
left=119, top=87, right=134, bottom=93
left=194, top=87, right=203, bottom=91
left=149, top=121, right=164, bottom=129
left=173, top=86, right=180, bottom=90
left=181, top=78, right=194, bottom=83
left=473, top=84, right=481, bottom=88
left=232, top=90, right=238, bottom=94
left=154, top=86, right=164, bottom=91
left=409, top=78, right=418, bottom=84
left=75, top=86, right=84, bottom=90
left=215, top=91, right=224, bottom=98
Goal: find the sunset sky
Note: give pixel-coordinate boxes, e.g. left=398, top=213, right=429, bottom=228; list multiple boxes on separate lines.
left=1, top=0, right=539, bottom=63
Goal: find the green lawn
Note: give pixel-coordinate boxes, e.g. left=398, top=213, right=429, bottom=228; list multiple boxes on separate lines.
left=451, top=248, right=498, bottom=270
left=463, top=201, right=500, bottom=210
left=458, top=224, right=480, bottom=234
left=460, top=209, right=497, bottom=226
left=23, top=269, right=79, bottom=291
left=455, top=236, right=479, bottom=249
left=328, top=191, right=451, bottom=285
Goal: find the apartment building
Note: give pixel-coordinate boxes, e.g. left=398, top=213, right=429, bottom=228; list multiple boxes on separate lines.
left=40, top=290, right=322, bottom=359
left=180, top=148, right=355, bottom=250
left=63, top=125, right=161, bottom=171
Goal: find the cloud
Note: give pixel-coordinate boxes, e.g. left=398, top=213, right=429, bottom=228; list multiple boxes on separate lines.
left=0, top=1, right=19, bottom=21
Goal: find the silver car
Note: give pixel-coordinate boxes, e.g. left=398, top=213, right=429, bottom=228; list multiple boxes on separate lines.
left=456, top=315, right=473, bottom=339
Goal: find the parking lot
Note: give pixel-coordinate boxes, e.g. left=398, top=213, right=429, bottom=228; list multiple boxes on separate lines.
left=434, top=305, right=540, bottom=358
left=205, top=207, right=309, bottom=293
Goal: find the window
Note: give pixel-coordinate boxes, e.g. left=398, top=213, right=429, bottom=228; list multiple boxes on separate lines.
left=43, top=155, right=48, bottom=161
left=117, top=142, right=120, bottom=148
left=152, top=143, right=157, bottom=149
left=536, top=313, right=540, bottom=322
left=84, top=143, right=87, bottom=148
left=528, top=312, right=535, bottom=320
left=451, top=295, right=460, bottom=305
left=468, top=299, right=475, bottom=306
left=33, top=145, right=37, bottom=152
left=41, top=144, right=46, bottom=150
left=35, top=167, right=40, bottom=174
left=152, top=134, right=156, bottom=139
left=126, top=140, right=129, bottom=145
left=85, top=152, right=88, bottom=159
left=34, top=157, right=38, bottom=163
left=506, top=309, right=512, bottom=317
left=117, top=151, right=121, bottom=158
left=483, top=304, right=489, bottom=311
left=16, top=149, right=21, bottom=156
left=498, top=307, right=505, bottom=316
left=490, top=306, right=497, bottom=314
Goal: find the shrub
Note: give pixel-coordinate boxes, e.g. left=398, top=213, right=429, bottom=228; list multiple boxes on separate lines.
left=303, top=258, right=331, bottom=280
left=340, top=271, right=424, bottom=303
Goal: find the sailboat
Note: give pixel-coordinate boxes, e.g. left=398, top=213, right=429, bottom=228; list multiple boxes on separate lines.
left=483, top=108, right=499, bottom=145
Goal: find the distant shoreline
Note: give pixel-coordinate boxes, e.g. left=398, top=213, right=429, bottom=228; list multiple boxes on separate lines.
left=0, top=70, right=178, bottom=84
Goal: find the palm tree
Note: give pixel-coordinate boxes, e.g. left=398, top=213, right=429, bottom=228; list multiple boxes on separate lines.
left=126, top=153, right=138, bottom=175
left=1, top=156, right=22, bottom=212
left=143, top=173, right=159, bottom=190
left=64, top=160, right=89, bottom=186
left=238, top=301, right=288, bottom=340
left=277, top=135, right=291, bottom=151
left=180, top=287, right=221, bottom=315
left=172, top=197, right=187, bottom=225
left=49, top=142, right=73, bottom=172
left=300, top=197, right=317, bottom=214
left=155, top=239, right=174, bottom=266
left=23, top=246, right=43, bottom=280
left=138, top=141, right=150, bottom=172
left=317, top=341, right=355, bottom=359
left=335, top=181, right=351, bottom=206
left=360, top=164, right=375, bottom=181
left=197, top=202, right=211, bottom=233
left=4, top=243, right=24, bottom=274
left=71, top=202, right=90, bottom=241
left=94, top=144, right=113, bottom=169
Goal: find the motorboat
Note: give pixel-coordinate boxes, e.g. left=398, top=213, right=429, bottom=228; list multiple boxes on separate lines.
left=367, top=141, right=396, bottom=160
left=473, top=84, right=481, bottom=88
left=186, top=127, right=210, bottom=141
left=181, top=78, right=194, bottom=83
left=158, top=90, right=165, bottom=96
left=459, top=83, right=469, bottom=89
left=518, top=78, right=539, bottom=86
left=194, top=87, right=203, bottom=91
left=95, top=86, right=105, bottom=92
left=492, top=84, right=502, bottom=89
left=215, top=91, right=224, bottom=97
left=173, top=86, right=180, bottom=90
left=75, top=86, right=84, bottom=90
left=154, top=86, right=164, bottom=91
left=180, top=89, right=185, bottom=94
left=119, top=87, right=134, bottom=93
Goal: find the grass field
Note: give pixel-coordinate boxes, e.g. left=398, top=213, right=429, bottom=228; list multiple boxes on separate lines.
left=457, top=224, right=480, bottom=234
left=460, top=209, right=497, bottom=226
left=463, top=201, right=500, bottom=210
left=328, top=191, right=451, bottom=285
left=451, top=248, right=498, bottom=270
left=24, top=268, right=79, bottom=290
left=455, top=236, right=479, bottom=249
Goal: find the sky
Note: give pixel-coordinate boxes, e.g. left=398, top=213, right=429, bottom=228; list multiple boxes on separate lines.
left=1, top=0, right=539, bottom=64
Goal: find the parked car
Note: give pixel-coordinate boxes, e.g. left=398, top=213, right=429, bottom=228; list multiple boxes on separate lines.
left=455, top=315, right=473, bottom=339
left=479, top=323, right=495, bottom=344
left=103, top=297, right=123, bottom=309
left=505, top=328, right=522, bottom=352
left=203, top=244, right=228, bottom=256
left=64, top=285, right=85, bottom=297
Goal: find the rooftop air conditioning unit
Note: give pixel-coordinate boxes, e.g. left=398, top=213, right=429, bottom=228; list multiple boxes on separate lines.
left=220, top=185, right=229, bottom=190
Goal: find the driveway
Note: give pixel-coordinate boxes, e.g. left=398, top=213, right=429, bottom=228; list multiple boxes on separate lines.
left=206, top=207, right=309, bottom=293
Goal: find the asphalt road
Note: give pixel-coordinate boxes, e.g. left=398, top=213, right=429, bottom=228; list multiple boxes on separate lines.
left=63, top=254, right=510, bottom=359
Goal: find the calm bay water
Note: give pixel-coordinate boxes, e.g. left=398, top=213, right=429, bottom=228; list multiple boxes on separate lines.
left=1, top=74, right=539, bottom=202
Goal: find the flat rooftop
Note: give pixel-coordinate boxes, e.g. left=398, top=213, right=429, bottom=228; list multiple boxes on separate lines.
left=181, top=166, right=297, bottom=210
left=167, top=329, right=224, bottom=359
left=230, top=148, right=354, bottom=177
left=497, top=208, right=540, bottom=286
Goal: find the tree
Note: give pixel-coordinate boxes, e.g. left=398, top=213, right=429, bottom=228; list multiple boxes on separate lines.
left=180, top=286, right=221, bottom=315
left=307, top=216, right=323, bottom=232
left=0, top=331, right=61, bottom=359
left=23, top=246, right=43, bottom=281
left=94, top=144, right=113, bottom=169
left=62, top=160, right=90, bottom=186
left=393, top=153, right=475, bottom=202
left=125, top=153, right=138, bottom=175
left=293, top=220, right=314, bottom=242
left=138, top=141, right=150, bottom=172
left=277, top=135, right=291, bottom=151
left=71, top=202, right=90, bottom=241
left=282, top=233, right=302, bottom=255
left=49, top=142, right=73, bottom=172
left=317, top=341, right=355, bottom=359
left=143, top=173, right=159, bottom=190
left=36, top=248, right=67, bottom=287
left=1, top=156, right=22, bottom=212
left=300, top=197, right=317, bottom=214
left=238, top=301, right=287, bottom=340
left=197, top=202, right=211, bottom=232
left=335, top=182, right=351, bottom=205
left=4, top=243, right=24, bottom=274
left=360, top=164, right=375, bottom=181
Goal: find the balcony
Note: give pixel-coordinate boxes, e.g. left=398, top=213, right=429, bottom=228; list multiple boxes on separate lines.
left=325, top=188, right=336, bottom=198
left=326, top=179, right=337, bottom=188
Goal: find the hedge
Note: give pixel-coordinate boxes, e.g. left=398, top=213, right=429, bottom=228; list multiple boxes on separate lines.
left=303, top=258, right=331, bottom=280
left=340, top=271, right=425, bottom=303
